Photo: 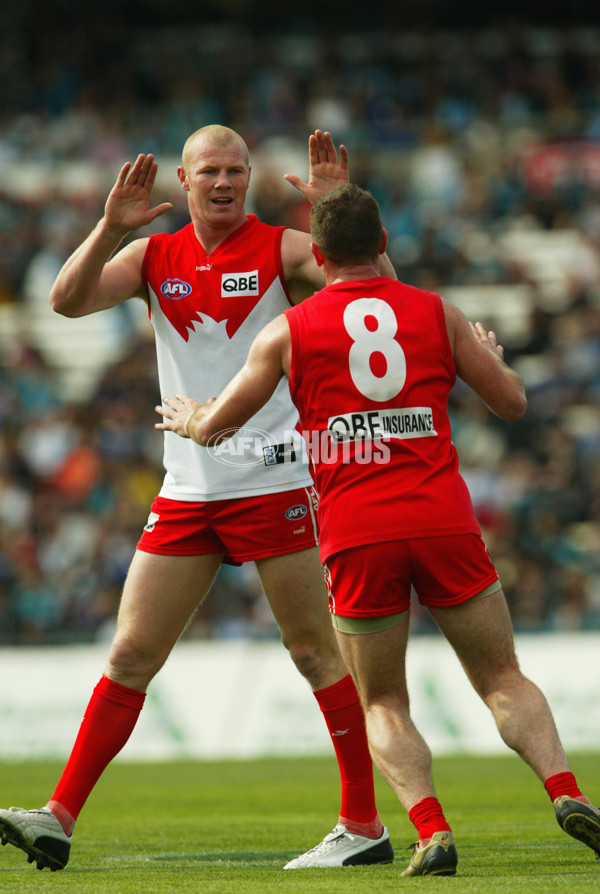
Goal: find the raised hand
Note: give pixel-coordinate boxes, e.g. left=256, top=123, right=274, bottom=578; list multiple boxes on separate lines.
left=284, top=130, right=349, bottom=204
left=104, top=154, right=173, bottom=235
left=470, top=321, right=505, bottom=360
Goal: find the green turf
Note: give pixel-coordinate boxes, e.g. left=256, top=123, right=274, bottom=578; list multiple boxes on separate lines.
left=0, top=753, right=598, bottom=892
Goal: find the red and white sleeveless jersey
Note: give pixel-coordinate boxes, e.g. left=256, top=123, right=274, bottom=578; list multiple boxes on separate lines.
left=143, top=215, right=311, bottom=501
left=284, top=277, right=480, bottom=561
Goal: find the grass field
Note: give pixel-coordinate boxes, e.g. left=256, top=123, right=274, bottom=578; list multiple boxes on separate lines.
left=0, top=752, right=598, bottom=893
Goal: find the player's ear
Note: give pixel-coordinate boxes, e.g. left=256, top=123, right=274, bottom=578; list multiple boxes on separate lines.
left=379, top=228, right=388, bottom=255
left=177, top=166, right=190, bottom=191
left=311, top=242, right=324, bottom=267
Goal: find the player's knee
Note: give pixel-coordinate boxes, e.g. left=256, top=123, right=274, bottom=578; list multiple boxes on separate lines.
left=285, top=641, right=320, bottom=679
left=284, top=636, right=339, bottom=686
left=107, top=636, right=165, bottom=685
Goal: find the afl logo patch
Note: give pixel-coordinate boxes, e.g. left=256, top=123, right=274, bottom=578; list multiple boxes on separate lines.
left=144, top=511, right=160, bottom=532
left=161, top=278, right=192, bottom=299
left=285, top=504, right=307, bottom=520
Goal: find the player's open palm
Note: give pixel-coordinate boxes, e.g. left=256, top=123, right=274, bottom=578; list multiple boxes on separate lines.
left=105, top=154, right=173, bottom=234
left=284, top=130, right=349, bottom=204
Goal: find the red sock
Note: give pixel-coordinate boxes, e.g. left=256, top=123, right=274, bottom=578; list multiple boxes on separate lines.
left=544, top=772, right=585, bottom=802
left=313, top=674, right=381, bottom=838
left=48, top=675, right=145, bottom=830
left=409, top=797, right=452, bottom=842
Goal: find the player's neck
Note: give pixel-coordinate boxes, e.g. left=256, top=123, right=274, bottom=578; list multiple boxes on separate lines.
left=190, top=214, right=248, bottom=257
left=327, top=261, right=381, bottom=286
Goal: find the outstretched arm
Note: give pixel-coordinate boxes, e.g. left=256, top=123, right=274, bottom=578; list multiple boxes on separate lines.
left=50, top=154, right=173, bottom=317
left=443, top=300, right=527, bottom=420
left=155, top=315, right=291, bottom=445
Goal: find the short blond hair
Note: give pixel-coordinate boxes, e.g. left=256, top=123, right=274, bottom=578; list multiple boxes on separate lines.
left=181, top=125, right=250, bottom=171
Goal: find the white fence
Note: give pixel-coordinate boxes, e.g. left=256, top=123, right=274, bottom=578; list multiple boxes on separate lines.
left=0, top=634, right=597, bottom=761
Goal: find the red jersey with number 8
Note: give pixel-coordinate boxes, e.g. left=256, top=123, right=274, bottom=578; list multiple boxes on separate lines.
left=284, top=277, right=480, bottom=561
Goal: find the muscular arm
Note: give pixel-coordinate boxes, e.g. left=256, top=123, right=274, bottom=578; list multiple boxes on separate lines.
left=443, top=299, right=527, bottom=420
left=49, top=229, right=149, bottom=317
left=155, top=315, right=292, bottom=445
left=49, top=154, right=173, bottom=317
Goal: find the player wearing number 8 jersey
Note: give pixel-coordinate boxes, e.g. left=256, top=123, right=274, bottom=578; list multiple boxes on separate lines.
left=285, top=280, right=482, bottom=567
left=159, top=183, right=600, bottom=875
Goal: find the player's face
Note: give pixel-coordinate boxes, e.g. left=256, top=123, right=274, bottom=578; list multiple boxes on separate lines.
left=180, top=138, right=251, bottom=230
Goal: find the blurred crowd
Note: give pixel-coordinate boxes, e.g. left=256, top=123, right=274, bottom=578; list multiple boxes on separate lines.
left=1, top=19, right=600, bottom=643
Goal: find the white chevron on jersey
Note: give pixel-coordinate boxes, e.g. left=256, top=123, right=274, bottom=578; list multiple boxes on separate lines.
left=143, top=216, right=313, bottom=501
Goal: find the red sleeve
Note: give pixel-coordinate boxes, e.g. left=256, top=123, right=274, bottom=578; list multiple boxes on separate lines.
left=431, top=291, right=456, bottom=385
left=283, top=304, right=303, bottom=408
left=141, top=234, right=159, bottom=320
left=274, top=226, right=293, bottom=307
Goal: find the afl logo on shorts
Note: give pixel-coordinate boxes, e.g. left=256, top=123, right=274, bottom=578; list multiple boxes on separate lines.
left=144, top=511, right=159, bottom=533
left=285, top=504, right=307, bottom=521
left=161, top=278, right=192, bottom=300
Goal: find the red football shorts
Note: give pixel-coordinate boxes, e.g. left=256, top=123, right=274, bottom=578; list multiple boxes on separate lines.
left=137, top=487, right=319, bottom=564
left=325, top=532, right=499, bottom=618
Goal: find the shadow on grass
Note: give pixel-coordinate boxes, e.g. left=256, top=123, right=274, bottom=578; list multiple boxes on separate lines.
left=104, top=850, right=292, bottom=865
